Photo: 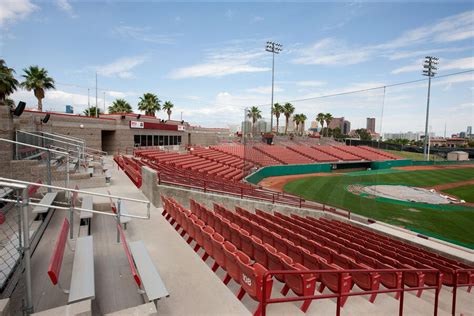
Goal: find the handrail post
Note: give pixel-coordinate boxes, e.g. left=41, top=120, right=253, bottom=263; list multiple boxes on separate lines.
left=452, top=270, right=458, bottom=316
left=21, top=186, right=33, bottom=314
left=69, top=195, right=74, bottom=239
left=117, top=199, right=122, bottom=243
left=399, top=271, right=405, bottom=316
left=336, top=272, right=342, bottom=316
left=46, top=151, right=52, bottom=193
left=261, top=273, right=268, bottom=316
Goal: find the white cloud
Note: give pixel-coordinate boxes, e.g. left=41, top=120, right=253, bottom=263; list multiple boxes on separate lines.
left=252, top=16, right=264, bottom=23
left=246, top=85, right=283, bottom=94
left=388, top=47, right=469, bottom=60
left=169, top=49, right=270, bottom=79
left=296, top=80, right=326, bottom=87
left=292, top=38, right=371, bottom=66
left=56, top=0, right=76, bottom=17
left=113, top=25, right=178, bottom=44
left=106, top=90, right=138, bottom=98
left=0, top=0, right=37, bottom=27
left=225, top=9, right=234, bottom=19
left=293, top=10, right=474, bottom=67
left=95, top=55, right=148, bottom=79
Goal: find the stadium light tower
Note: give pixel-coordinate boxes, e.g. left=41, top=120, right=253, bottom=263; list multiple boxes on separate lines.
left=422, top=56, right=438, bottom=161
left=266, top=41, right=283, bottom=133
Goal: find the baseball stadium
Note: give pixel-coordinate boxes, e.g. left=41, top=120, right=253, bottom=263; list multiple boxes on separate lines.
left=1, top=2, right=473, bottom=316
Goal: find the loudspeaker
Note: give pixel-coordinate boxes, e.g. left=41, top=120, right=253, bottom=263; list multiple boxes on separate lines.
left=121, top=115, right=126, bottom=120
left=181, top=120, right=184, bottom=124
left=137, top=114, right=141, bottom=119
left=42, top=114, right=51, bottom=124
left=13, top=101, right=26, bottom=116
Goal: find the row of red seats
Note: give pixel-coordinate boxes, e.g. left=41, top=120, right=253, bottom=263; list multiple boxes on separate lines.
left=335, top=146, right=389, bottom=161
left=189, top=147, right=251, bottom=170
left=114, top=155, right=142, bottom=187
left=253, top=145, right=314, bottom=165
left=212, top=144, right=282, bottom=167
left=286, top=145, right=339, bottom=162
left=312, top=146, right=360, bottom=161
left=360, top=146, right=402, bottom=160
left=313, top=217, right=474, bottom=288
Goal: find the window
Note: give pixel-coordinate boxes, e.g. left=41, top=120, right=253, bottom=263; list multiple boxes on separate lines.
left=178, top=136, right=182, bottom=145
left=154, top=135, right=158, bottom=146
left=159, top=135, right=164, bottom=146
left=134, top=135, right=140, bottom=146
left=164, top=136, right=169, bottom=146
left=147, top=135, right=152, bottom=146
left=140, top=135, right=146, bottom=146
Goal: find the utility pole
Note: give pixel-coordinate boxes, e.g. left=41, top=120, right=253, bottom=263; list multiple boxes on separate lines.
left=95, top=72, right=98, bottom=118
left=422, top=56, right=439, bottom=161
left=265, top=41, right=283, bottom=133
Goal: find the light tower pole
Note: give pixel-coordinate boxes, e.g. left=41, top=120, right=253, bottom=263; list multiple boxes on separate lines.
left=266, top=41, right=282, bottom=133
left=422, top=56, right=438, bottom=161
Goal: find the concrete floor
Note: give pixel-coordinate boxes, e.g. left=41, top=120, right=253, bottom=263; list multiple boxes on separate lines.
left=9, top=156, right=474, bottom=315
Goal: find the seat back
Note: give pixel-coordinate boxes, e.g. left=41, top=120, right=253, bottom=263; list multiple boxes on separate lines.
left=223, top=242, right=240, bottom=282
left=265, top=245, right=285, bottom=282
left=211, top=233, right=226, bottom=268
left=237, top=255, right=269, bottom=300
left=28, top=179, right=42, bottom=197
left=202, top=226, right=215, bottom=256
left=47, top=218, right=70, bottom=285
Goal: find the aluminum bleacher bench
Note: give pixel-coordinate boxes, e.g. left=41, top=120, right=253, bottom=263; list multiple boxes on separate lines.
left=118, top=226, right=169, bottom=305
left=87, top=167, right=94, bottom=177
left=80, top=196, right=93, bottom=235
left=108, top=191, right=131, bottom=229
left=48, top=218, right=95, bottom=304
left=32, top=192, right=58, bottom=220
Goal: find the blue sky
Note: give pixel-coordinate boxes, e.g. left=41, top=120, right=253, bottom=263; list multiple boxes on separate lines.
left=1, top=0, right=473, bottom=136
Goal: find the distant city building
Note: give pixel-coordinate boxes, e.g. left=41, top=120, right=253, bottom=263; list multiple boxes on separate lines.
left=257, top=120, right=270, bottom=133
left=383, top=131, right=435, bottom=141
left=328, top=117, right=344, bottom=130
left=459, top=132, right=467, bottom=138
left=65, top=105, right=73, bottom=114
left=342, top=121, right=351, bottom=134
left=366, top=117, right=375, bottom=133
left=467, top=126, right=472, bottom=136
left=310, top=120, right=318, bottom=129
left=241, top=121, right=252, bottom=134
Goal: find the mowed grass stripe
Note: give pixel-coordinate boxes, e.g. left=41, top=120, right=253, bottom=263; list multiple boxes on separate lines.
left=442, top=184, right=474, bottom=203
left=284, top=168, right=474, bottom=248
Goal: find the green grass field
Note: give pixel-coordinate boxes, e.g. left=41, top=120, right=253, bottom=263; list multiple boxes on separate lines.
left=383, top=149, right=443, bottom=161
left=284, top=168, right=474, bottom=248
left=442, top=184, right=474, bottom=203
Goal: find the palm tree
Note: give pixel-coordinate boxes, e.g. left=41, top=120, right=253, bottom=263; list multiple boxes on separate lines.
left=21, top=66, right=55, bottom=112
left=84, top=106, right=101, bottom=117
left=283, top=102, right=295, bottom=135
left=272, top=103, right=283, bottom=134
left=0, top=59, right=19, bottom=104
left=298, top=114, right=307, bottom=135
left=247, top=106, right=262, bottom=134
left=138, top=93, right=160, bottom=116
left=324, top=113, right=333, bottom=137
left=293, top=114, right=301, bottom=135
left=162, top=101, right=174, bottom=121
left=316, top=112, right=325, bottom=133
left=108, top=99, right=132, bottom=114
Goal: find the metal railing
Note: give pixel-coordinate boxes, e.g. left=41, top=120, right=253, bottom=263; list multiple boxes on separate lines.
left=0, top=178, right=151, bottom=314
left=452, top=269, right=474, bottom=315
left=260, top=268, right=442, bottom=316
left=0, top=138, right=70, bottom=192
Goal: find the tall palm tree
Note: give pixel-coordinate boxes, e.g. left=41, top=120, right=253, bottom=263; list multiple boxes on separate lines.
left=84, top=106, right=101, bottom=117
left=316, top=112, right=325, bottom=133
left=0, top=59, right=19, bottom=103
left=21, top=66, right=55, bottom=112
left=162, top=101, right=174, bottom=121
left=293, top=114, right=301, bottom=135
left=272, top=103, right=283, bottom=134
left=298, top=114, right=307, bottom=135
left=138, top=93, right=160, bottom=116
left=108, top=99, right=132, bottom=114
left=247, top=106, right=262, bottom=134
left=324, top=113, right=333, bottom=137
left=283, top=102, right=295, bottom=135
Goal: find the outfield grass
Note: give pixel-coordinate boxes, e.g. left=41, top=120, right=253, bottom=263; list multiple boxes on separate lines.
left=383, top=149, right=443, bottom=161
left=284, top=168, right=474, bottom=248
left=442, top=184, right=474, bottom=203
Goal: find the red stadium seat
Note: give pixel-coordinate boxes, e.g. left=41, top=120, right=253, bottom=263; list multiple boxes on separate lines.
left=211, top=233, right=226, bottom=272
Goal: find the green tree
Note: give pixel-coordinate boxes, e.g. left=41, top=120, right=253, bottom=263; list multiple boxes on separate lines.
left=108, top=98, right=132, bottom=114
left=355, top=128, right=372, bottom=141
left=138, top=93, right=160, bottom=116
left=293, top=113, right=307, bottom=136
left=272, top=103, right=283, bottom=134
left=283, top=102, right=295, bottom=135
left=316, top=112, right=325, bottom=134
left=20, top=66, right=55, bottom=112
left=84, top=106, right=101, bottom=117
left=298, top=113, right=307, bottom=135
left=324, top=113, right=333, bottom=137
left=0, top=59, right=19, bottom=103
left=163, top=101, right=174, bottom=121
left=247, top=106, right=262, bottom=133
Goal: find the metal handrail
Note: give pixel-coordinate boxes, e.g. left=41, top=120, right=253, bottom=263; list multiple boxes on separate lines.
left=34, top=130, right=85, bottom=145
left=16, top=131, right=83, bottom=161
left=452, top=268, right=474, bottom=315
left=260, top=268, right=442, bottom=316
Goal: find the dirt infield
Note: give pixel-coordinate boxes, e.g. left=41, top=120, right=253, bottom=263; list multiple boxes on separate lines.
left=430, top=179, right=474, bottom=190
left=258, top=172, right=339, bottom=192
left=393, top=164, right=474, bottom=171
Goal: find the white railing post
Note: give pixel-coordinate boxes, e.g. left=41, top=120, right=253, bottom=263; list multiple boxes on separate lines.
left=117, top=199, right=122, bottom=243
left=20, top=186, right=33, bottom=314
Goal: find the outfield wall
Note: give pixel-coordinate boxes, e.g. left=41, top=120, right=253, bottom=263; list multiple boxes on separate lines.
left=246, top=159, right=474, bottom=184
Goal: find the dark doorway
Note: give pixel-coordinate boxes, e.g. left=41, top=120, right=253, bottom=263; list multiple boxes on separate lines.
left=101, top=130, right=115, bottom=154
